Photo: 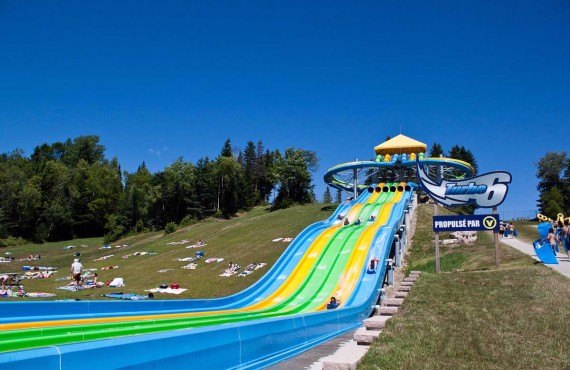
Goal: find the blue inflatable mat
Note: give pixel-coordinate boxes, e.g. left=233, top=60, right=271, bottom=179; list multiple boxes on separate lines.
left=103, top=293, right=149, bottom=300
left=533, top=239, right=558, bottom=265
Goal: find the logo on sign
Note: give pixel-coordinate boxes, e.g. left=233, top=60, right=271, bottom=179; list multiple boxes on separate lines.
left=482, top=216, right=497, bottom=230
left=417, top=162, right=512, bottom=208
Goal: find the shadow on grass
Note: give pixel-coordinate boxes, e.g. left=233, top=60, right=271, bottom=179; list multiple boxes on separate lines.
left=320, top=205, right=337, bottom=212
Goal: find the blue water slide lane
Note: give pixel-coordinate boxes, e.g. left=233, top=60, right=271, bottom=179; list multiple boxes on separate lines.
left=0, top=189, right=412, bottom=370
left=0, top=190, right=373, bottom=324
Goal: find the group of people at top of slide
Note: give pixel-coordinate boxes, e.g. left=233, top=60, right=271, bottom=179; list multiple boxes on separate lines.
left=547, top=220, right=570, bottom=258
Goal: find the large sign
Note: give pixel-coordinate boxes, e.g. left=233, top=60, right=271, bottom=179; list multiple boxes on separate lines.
left=433, top=214, right=500, bottom=232
left=417, top=163, right=512, bottom=208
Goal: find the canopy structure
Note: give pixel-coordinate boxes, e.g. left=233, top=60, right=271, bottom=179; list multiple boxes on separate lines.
left=374, top=134, right=427, bottom=155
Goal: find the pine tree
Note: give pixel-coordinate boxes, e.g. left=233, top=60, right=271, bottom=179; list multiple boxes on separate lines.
left=243, top=141, right=259, bottom=207
left=220, top=138, right=233, bottom=158
left=335, top=188, right=342, bottom=203
left=429, top=143, right=444, bottom=157
left=449, top=145, right=478, bottom=174
left=323, top=187, right=332, bottom=203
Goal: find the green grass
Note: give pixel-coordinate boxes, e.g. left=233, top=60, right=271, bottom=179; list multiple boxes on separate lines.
left=358, top=204, right=569, bottom=369
left=0, top=204, right=335, bottom=300
left=510, top=220, right=540, bottom=243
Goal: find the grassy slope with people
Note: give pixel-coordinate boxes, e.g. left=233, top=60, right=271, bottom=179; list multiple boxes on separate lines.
left=358, top=204, right=569, bottom=369
left=0, top=203, right=335, bottom=300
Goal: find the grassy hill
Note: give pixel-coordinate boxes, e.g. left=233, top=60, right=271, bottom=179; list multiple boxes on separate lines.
left=0, top=203, right=336, bottom=300
left=358, top=204, right=570, bottom=369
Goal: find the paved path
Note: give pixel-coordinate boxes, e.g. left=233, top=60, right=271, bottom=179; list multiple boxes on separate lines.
left=266, top=331, right=358, bottom=370
left=501, top=237, right=570, bottom=278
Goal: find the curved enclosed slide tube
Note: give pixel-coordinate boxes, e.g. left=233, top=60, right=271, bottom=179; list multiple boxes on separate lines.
left=0, top=186, right=413, bottom=369
left=0, top=190, right=372, bottom=325
left=324, top=156, right=474, bottom=193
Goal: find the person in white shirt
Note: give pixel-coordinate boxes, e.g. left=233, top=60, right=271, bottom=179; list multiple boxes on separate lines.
left=70, top=258, right=83, bottom=288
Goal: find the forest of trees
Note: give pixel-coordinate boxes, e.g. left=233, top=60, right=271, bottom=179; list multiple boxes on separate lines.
left=0, top=136, right=319, bottom=243
left=536, top=152, right=570, bottom=217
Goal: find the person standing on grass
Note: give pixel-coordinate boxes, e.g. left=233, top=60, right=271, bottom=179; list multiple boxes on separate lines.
left=71, top=258, right=83, bottom=289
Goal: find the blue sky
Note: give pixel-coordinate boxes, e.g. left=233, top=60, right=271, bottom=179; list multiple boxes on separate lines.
left=1, top=1, right=569, bottom=218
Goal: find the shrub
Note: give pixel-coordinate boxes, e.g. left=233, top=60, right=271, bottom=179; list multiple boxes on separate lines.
left=0, top=236, right=27, bottom=248
left=164, top=222, right=177, bottom=235
left=104, top=225, right=126, bottom=243
left=179, top=215, right=197, bottom=227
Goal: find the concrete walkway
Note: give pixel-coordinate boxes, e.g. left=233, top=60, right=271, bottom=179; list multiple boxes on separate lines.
left=266, top=331, right=363, bottom=370
left=501, top=237, right=570, bottom=278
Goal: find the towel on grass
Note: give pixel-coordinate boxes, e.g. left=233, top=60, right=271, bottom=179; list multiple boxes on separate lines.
left=185, top=243, right=207, bottom=249
left=27, top=292, right=56, bottom=298
left=204, top=258, right=224, bottom=263
left=145, top=287, right=187, bottom=295
left=176, top=257, right=195, bottom=262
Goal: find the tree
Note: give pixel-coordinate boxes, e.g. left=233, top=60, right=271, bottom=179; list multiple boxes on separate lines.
left=193, top=157, right=217, bottom=217
left=220, top=138, right=233, bottom=158
left=122, top=163, right=159, bottom=231
left=273, top=148, right=318, bottom=209
left=258, top=146, right=278, bottom=204
left=429, top=143, right=443, bottom=157
left=215, top=156, right=244, bottom=217
left=242, top=141, right=259, bottom=207
left=536, top=152, right=569, bottom=215
left=448, top=145, right=478, bottom=174
left=323, top=187, right=332, bottom=203
left=335, top=189, right=342, bottom=203
left=155, top=158, right=196, bottom=226
left=543, top=187, right=565, bottom=217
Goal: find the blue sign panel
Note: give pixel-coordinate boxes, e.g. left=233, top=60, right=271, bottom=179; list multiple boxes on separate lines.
left=433, top=214, right=500, bottom=232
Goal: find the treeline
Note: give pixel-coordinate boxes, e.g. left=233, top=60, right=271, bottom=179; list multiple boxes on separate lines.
left=536, top=152, right=570, bottom=217
left=429, top=143, right=478, bottom=174
left=0, top=136, right=318, bottom=243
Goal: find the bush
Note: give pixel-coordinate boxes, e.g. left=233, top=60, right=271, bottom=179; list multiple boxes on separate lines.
left=104, top=225, right=126, bottom=243
left=164, top=222, right=177, bottom=235
left=0, top=236, right=28, bottom=248
left=179, top=215, right=197, bottom=227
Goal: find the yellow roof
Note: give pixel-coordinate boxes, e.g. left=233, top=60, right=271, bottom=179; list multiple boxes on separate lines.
left=374, top=134, right=427, bottom=155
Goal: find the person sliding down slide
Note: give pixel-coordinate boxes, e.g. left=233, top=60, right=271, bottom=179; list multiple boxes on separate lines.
left=326, top=296, right=339, bottom=309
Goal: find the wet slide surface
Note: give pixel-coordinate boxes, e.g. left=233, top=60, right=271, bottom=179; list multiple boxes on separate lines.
left=0, top=184, right=412, bottom=369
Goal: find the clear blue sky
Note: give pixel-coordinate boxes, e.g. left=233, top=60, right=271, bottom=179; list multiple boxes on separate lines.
left=1, top=1, right=569, bottom=218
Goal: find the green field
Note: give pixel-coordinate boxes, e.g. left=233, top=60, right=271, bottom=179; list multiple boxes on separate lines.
left=0, top=204, right=335, bottom=300
left=358, top=204, right=570, bottom=369
left=510, top=219, right=540, bottom=243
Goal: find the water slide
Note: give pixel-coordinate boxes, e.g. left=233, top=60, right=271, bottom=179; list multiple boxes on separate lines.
left=0, top=182, right=413, bottom=369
